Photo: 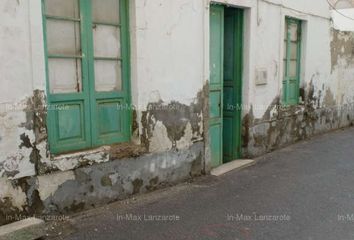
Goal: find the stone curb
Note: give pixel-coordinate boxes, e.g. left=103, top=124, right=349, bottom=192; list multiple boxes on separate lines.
left=0, top=218, right=45, bottom=240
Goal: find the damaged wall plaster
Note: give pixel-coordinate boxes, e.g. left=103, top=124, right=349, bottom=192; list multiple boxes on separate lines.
left=0, top=142, right=204, bottom=226
left=0, top=178, right=27, bottom=226
left=141, top=90, right=205, bottom=153
left=331, top=29, right=354, bottom=72
left=37, top=171, right=75, bottom=201
left=1, top=0, right=354, bottom=226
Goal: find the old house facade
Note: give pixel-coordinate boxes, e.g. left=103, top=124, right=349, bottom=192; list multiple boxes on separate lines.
left=1, top=0, right=354, bottom=224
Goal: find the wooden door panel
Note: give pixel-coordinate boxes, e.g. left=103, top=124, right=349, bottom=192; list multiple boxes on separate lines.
left=222, top=8, right=243, bottom=162
left=209, top=5, right=224, bottom=167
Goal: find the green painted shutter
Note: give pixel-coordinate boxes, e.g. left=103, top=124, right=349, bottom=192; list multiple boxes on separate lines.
left=283, top=17, right=301, bottom=105
left=87, top=0, right=131, bottom=146
left=42, top=0, right=92, bottom=153
left=42, top=0, right=131, bottom=154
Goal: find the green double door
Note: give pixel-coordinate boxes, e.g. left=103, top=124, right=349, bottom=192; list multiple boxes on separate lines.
left=43, top=0, right=131, bottom=154
left=209, top=5, right=243, bottom=167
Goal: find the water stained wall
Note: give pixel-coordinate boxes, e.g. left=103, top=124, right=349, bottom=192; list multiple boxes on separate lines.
left=242, top=28, right=354, bottom=157
left=0, top=0, right=208, bottom=225
left=1, top=0, right=354, bottom=226
left=0, top=86, right=207, bottom=226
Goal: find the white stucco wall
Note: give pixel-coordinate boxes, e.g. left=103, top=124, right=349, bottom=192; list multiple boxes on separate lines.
left=331, top=9, right=354, bottom=31
left=132, top=0, right=205, bottom=108
left=209, top=0, right=348, bottom=119
left=0, top=0, right=354, bottom=179
left=0, top=0, right=46, bottom=179
left=0, top=0, right=208, bottom=179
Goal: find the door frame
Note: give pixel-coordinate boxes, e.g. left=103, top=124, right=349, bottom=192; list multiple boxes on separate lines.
left=208, top=3, right=244, bottom=167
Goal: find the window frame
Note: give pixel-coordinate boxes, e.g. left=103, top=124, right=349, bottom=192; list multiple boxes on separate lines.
left=282, top=16, right=302, bottom=106
left=42, top=0, right=131, bottom=154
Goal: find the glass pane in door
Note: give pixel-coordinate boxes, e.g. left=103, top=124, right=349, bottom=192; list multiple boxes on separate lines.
left=45, top=0, right=82, bottom=93
left=92, top=0, right=122, bottom=92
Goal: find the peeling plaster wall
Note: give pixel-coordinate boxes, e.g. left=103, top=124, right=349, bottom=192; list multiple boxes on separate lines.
left=242, top=0, right=333, bottom=119
left=209, top=0, right=354, bottom=157
left=236, top=0, right=354, bottom=157
left=0, top=0, right=206, bottom=178
left=1, top=0, right=354, bottom=225
left=0, top=143, right=203, bottom=226
left=39, top=143, right=203, bottom=215
left=0, top=0, right=46, bottom=180
left=0, top=0, right=207, bottom=225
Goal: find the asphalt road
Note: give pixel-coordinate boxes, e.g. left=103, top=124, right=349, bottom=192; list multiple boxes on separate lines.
left=49, top=128, right=354, bottom=240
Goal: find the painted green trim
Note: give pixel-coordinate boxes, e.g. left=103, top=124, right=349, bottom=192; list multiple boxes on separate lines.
left=85, top=0, right=98, bottom=147
left=92, top=21, right=122, bottom=27
left=234, top=8, right=244, bottom=159
left=94, top=57, right=122, bottom=61
left=42, top=0, right=131, bottom=154
left=49, top=93, right=85, bottom=102
left=41, top=0, right=54, bottom=151
left=121, top=0, right=132, bottom=142
left=79, top=0, right=93, bottom=150
left=94, top=91, right=126, bottom=99
left=48, top=54, right=82, bottom=59
left=45, top=15, right=81, bottom=22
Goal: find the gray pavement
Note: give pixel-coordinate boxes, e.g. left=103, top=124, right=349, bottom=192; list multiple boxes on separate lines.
left=49, top=128, right=354, bottom=240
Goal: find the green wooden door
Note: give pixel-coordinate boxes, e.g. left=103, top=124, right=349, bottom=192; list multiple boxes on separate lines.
left=209, top=5, right=224, bottom=167
left=223, top=8, right=243, bottom=162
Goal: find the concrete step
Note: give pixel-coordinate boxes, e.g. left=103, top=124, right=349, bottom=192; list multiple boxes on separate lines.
left=211, top=159, right=255, bottom=176
left=0, top=218, right=45, bottom=240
